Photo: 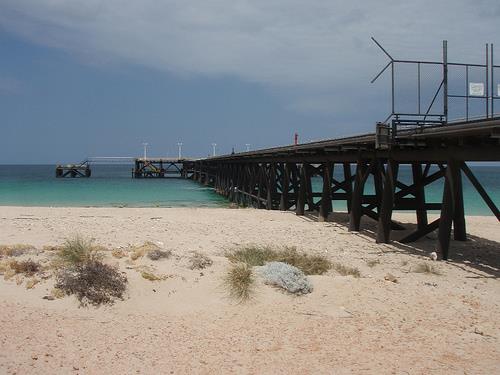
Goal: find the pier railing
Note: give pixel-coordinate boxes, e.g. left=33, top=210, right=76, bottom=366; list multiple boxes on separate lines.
left=372, top=39, right=498, bottom=139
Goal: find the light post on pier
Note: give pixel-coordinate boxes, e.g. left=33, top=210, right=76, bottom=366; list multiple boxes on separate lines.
left=211, top=143, right=217, bottom=157
left=142, top=142, right=149, bottom=160
left=177, top=142, right=183, bottom=159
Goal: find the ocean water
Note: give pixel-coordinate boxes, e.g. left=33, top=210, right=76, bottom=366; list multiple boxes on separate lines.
left=0, top=165, right=228, bottom=208
left=0, top=164, right=498, bottom=215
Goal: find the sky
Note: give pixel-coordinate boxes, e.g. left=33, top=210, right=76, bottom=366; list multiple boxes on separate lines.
left=0, top=0, right=499, bottom=163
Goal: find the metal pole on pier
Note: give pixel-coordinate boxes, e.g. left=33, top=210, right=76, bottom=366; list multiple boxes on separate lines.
left=178, top=142, right=183, bottom=159
left=142, top=142, right=149, bottom=160
left=212, top=143, right=217, bottom=157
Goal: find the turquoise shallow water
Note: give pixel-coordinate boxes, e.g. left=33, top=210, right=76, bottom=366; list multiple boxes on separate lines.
left=0, top=165, right=228, bottom=208
left=0, top=164, right=498, bottom=215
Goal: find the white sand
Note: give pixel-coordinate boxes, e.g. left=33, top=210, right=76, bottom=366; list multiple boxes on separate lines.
left=0, top=206, right=499, bottom=374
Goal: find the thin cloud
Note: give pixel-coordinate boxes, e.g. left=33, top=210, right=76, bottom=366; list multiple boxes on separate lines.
left=0, top=1, right=497, bottom=113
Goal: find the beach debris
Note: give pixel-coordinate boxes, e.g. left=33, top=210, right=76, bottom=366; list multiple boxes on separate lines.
left=258, top=261, right=313, bottom=295
left=189, top=252, right=213, bottom=270
left=129, top=241, right=161, bottom=260
left=147, top=249, right=171, bottom=261
left=429, top=252, right=438, bottom=261
left=412, top=262, right=442, bottom=275
left=384, top=273, right=398, bottom=283
left=42, top=295, right=55, bottom=301
left=55, top=261, right=127, bottom=306
left=224, top=263, right=254, bottom=301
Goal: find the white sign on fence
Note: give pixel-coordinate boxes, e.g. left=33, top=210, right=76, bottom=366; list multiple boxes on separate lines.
left=469, top=82, right=485, bottom=96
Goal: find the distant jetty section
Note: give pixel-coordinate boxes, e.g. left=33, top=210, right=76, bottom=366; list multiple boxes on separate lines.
left=55, top=163, right=91, bottom=178
left=132, top=158, right=194, bottom=178
left=55, top=157, right=195, bottom=179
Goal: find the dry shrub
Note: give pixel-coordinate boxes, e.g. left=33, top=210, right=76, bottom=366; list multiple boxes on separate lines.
left=10, top=259, right=40, bottom=276
left=42, top=245, right=64, bottom=252
left=57, top=236, right=101, bottom=266
left=226, top=245, right=331, bottom=275
left=129, top=241, right=161, bottom=261
left=55, top=261, right=127, bottom=306
left=412, top=262, right=442, bottom=275
left=189, top=252, right=212, bottom=270
left=0, top=261, right=16, bottom=280
left=332, top=262, right=361, bottom=278
left=0, top=260, right=11, bottom=274
left=0, top=244, right=35, bottom=257
left=111, top=249, right=127, bottom=259
left=3, top=268, right=16, bottom=281
left=224, top=263, right=254, bottom=302
left=141, top=271, right=169, bottom=281
left=273, top=247, right=331, bottom=275
left=226, top=246, right=274, bottom=267
left=26, top=278, right=40, bottom=289
left=15, top=275, right=23, bottom=285
left=147, top=249, right=171, bottom=261
left=51, top=288, right=65, bottom=299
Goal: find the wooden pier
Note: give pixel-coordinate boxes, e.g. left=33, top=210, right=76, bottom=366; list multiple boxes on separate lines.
left=133, top=158, right=194, bottom=178
left=187, top=117, right=500, bottom=260
left=55, top=157, right=195, bottom=179
left=55, top=163, right=91, bottom=178
left=54, top=40, right=499, bottom=259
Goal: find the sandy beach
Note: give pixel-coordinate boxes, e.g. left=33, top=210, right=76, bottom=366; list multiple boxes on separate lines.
left=0, top=206, right=499, bottom=374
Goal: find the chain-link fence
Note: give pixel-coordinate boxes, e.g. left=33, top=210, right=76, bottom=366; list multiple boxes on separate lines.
left=372, top=40, right=497, bottom=132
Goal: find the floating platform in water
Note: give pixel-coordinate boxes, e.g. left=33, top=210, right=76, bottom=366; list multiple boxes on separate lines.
left=55, top=163, right=91, bottom=178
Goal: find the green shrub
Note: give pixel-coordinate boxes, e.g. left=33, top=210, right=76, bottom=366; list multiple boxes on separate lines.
left=226, top=245, right=331, bottom=275
left=224, top=263, right=254, bottom=302
left=57, top=236, right=101, bottom=266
